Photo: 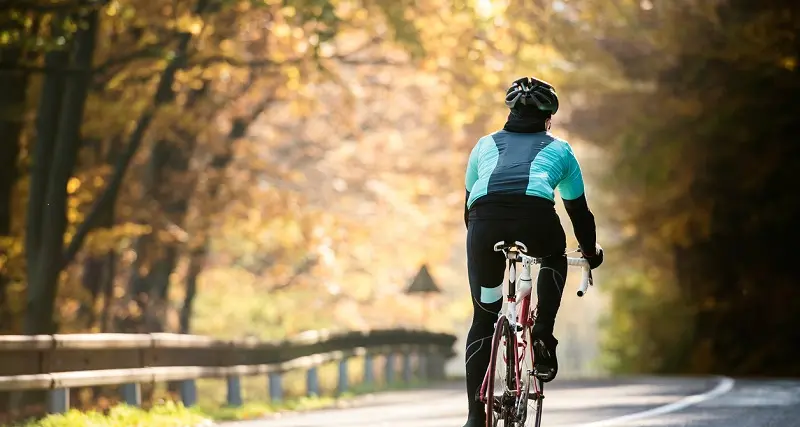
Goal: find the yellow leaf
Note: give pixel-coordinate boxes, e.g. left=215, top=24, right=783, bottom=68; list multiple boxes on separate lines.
left=175, top=14, right=204, bottom=35
left=281, top=6, right=296, bottom=18
left=127, top=300, right=141, bottom=317
left=66, top=177, right=81, bottom=194
left=781, top=57, right=796, bottom=71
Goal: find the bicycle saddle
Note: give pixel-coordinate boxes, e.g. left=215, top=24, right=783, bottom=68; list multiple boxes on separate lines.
left=493, top=240, right=529, bottom=253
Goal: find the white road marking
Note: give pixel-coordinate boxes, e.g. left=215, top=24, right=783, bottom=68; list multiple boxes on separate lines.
left=220, top=377, right=741, bottom=427
left=565, top=376, right=735, bottom=427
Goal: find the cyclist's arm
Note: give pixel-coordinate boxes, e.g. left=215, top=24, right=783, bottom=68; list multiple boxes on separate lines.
left=556, top=144, right=597, bottom=253
left=464, top=190, right=470, bottom=228
left=464, top=141, right=481, bottom=228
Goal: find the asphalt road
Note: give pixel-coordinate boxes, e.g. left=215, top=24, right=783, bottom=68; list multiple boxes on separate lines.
left=219, top=376, right=800, bottom=427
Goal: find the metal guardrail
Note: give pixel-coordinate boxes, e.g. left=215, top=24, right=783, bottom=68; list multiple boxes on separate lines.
left=0, top=328, right=457, bottom=414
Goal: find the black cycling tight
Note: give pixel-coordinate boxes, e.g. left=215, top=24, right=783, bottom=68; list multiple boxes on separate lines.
left=464, top=217, right=567, bottom=415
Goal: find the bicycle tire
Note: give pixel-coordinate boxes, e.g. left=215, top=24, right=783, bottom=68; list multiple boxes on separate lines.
left=523, top=313, right=545, bottom=427
left=531, top=390, right=544, bottom=427
left=526, top=328, right=545, bottom=427
left=485, top=315, right=516, bottom=426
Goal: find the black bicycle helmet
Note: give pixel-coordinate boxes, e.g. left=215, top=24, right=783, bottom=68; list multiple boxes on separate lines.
left=504, top=76, right=559, bottom=115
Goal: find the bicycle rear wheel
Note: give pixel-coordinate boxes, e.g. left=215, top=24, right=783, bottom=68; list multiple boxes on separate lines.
left=485, top=316, right=517, bottom=426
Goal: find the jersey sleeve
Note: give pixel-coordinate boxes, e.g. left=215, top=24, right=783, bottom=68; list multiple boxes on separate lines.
left=558, top=142, right=597, bottom=254
left=465, top=139, right=481, bottom=191
left=556, top=143, right=585, bottom=200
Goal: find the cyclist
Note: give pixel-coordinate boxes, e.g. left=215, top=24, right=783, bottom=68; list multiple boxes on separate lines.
left=462, top=76, right=603, bottom=427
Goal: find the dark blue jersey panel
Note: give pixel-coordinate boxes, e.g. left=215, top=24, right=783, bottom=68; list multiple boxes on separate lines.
left=487, top=131, right=553, bottom=195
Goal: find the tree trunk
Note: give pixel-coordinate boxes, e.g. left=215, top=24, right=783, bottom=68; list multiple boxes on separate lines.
left=24, top=10, right=98, bottom=335
left=127, top=137, right=196, bottom=332
left=23, top=15, right=72, bottom=335
left=24, top=30, right=66, bottom=293
left=0, top=50, right=25, bottom=235
left=80, top=256, right=104, bottom=328
left=99, top=250, right=117, bottom=332
left=0, top=38, right=27, bottom=421
left=0, top=44, right=27, bottom=334
left=128, top=79, right=208, bottom=333
left=179, top=247, right=204, bottom=333
left=0, top=6, right=40, bottom=337
left=79, top=142, right=120, bottom=330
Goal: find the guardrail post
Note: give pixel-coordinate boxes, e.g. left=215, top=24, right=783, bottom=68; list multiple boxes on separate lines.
left=306, top=367, right=320, bottom=396
left=417, top=352, right=428, bottom=379
left=227, top=375, right=243, bottom=406
left=337, top=358, right=349, bottom=395
left=269, top=371, right=283, bottom=402
left=47, top=388, right=69, bottom=414
left=364, top=354, right=374, bottom=385
left=385, top=353, right=395, bottom=384
left=180, top=380, right=197, bottom=407
left=425, top=350, right=437, bottom=380
left=402, top=351, right=413, bottom=383
left=121, top=383, right=142, bottom=407
left=429, top=350, right=445, bottom=380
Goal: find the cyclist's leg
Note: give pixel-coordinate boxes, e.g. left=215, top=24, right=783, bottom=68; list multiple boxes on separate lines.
left=506, top=210, right=566, bottom=382
left=531, top=253, right=567, bottom=381
left=464, top=219, right=506, bottom=424
left=532, top=254, right=567, bottom=340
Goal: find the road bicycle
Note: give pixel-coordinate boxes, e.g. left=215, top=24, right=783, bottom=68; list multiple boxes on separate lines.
left=479, top=240, right=594, bottom=427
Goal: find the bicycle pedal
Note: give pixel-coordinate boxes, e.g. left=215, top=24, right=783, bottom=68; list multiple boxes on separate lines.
left=528, top=392, right=545, bottom=400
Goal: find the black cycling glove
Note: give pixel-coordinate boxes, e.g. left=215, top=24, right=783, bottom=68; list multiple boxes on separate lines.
left=580, top=243, right=604, bottom=270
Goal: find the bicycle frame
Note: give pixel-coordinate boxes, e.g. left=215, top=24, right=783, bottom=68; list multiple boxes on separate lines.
left=479, top=240, right=593, bottom=423
left=478, top=243, right=538, bottom=410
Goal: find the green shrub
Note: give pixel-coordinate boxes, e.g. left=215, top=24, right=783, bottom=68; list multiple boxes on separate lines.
left=599, top=269, right=695, bottom=374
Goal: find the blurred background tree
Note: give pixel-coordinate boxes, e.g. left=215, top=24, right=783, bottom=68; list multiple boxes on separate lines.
left=567, top=0, right=800, bottom=375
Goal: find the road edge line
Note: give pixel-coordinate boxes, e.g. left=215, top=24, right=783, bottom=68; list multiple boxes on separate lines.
left=567, top=376, right=735, bottom=427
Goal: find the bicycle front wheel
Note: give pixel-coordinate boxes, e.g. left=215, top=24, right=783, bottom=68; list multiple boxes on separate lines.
left=485, top=315, right=517, bottom=426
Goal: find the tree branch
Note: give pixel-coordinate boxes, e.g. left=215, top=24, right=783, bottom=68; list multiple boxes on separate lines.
left=267, top=257, right=318, bottom=294
left=191, top=54, right=296, bottom=69
left=93, top=41, right=170, bottom=75
left=337, top=57, right=407, bottom=67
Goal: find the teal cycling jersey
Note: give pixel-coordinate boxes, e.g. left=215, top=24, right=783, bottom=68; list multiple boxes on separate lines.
left=465, top=130, right=585, bottom=209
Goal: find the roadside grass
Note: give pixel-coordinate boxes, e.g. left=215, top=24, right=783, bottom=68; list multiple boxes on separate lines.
left=10, top=401, right=211, bottom=427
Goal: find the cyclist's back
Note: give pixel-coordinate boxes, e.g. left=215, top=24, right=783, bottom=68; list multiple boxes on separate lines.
left=466, top=130, right=584, bottom=209
left=461, top=77, right=604, bottom=427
